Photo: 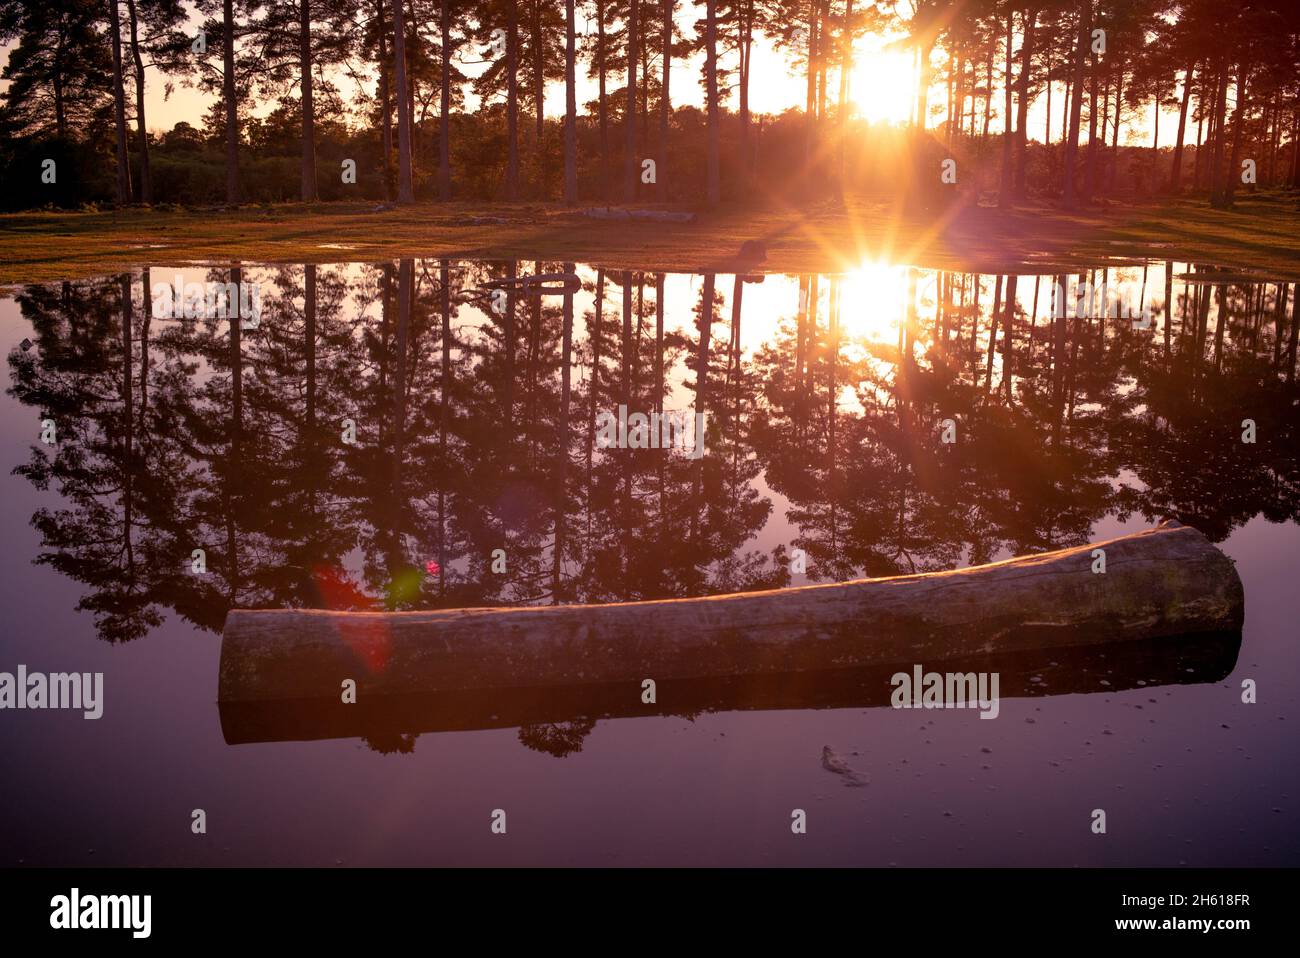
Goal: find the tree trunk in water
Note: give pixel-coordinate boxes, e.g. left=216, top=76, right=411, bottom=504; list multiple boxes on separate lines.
left=109, top=0, right=132, bottom=203
left=391, top=0, right=415, bottom=202
left=438, top=262, right=452, bottom=594
left=125, top=0, right=149, bottom=203
left=704, top=0, right=720, bottom=205
left=554, top=261, right=574, bottom=601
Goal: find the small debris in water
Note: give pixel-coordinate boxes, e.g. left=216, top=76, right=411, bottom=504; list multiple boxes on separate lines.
left=820, top=746, right=868, bottom=787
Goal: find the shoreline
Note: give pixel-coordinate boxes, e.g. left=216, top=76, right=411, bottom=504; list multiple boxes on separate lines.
left=2, top=192, right=1298, bottom=286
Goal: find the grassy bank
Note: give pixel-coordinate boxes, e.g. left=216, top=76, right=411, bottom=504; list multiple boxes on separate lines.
left=1, top=192, right=1297, bottom=286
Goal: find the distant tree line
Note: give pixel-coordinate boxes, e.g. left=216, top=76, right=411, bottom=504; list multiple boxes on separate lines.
left=1, top=0, right=1298, bottom=209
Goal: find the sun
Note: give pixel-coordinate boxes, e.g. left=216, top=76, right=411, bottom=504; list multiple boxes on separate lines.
left=839, top=261, right=913, bottom=341
left=847, top=43, right=916, bottom=125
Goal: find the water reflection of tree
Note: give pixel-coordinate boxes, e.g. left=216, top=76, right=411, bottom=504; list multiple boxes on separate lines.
left=8, top=264, right=1298, bottom=739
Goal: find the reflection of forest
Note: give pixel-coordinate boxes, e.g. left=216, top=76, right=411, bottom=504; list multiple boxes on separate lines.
left=8, top=261, right=1298, bottom=645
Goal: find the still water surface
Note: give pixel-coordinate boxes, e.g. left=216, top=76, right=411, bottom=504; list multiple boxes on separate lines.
left=1, top=259, right=1296, bottom=865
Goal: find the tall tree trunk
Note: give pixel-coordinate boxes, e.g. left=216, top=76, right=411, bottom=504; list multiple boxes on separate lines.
left=1083, top=45, right=1100, bottom=198
left=658, top=0, right=672, bottom=202
left=299, top=0, right=317, bottom=201
left=1169, top=62, right=1193, bottom=191
left=837, top=0, right=854, bottom=186
left=1108, top=68, right=1122, bottom=194
left=377, top=0, right=394, bottom=200
left=52, top=28, right=67, bottom=139
left=1290, top=107, right=1300, bottom=188
left=915, top=37, right=931, bottom=131
left=740, top=1, right=755, bottom=180
left=998, top=10, right=1014, bottom=207
left=1207, top=64, right=1228, bottom=206
left=125, top=0, right=149, bottom=203
left=982, top=31, right=993, bottom=138
left=1043, top=47, right=1051, bottom=144
left=109, top=0, right=132, bottom=203
left=1062, top=3, right=1089, bottom=208
left=1223, top=65, right=1248, bottom=208
left=532, top=0, right=544, bottom=153
left=223, top=0, right=240, bottom=203
left=564, top=0, right=577, bottom=202
left=805, top=1, right=818, bottom=159
left=1192, top=78, right=1206, bottom=188
left=392, top=0, right=415, bottom=202
left=1014, top=7, right=1035, bottom=197
left=624, top=0, right=639, bottom=201
left=439, top=0, right=451, bottom=199
left=816, top=0, right=828, bottom=122
left=597, top=1, right=609, bottom=199
left=506, top=4, right=520, bottom=199
left=704, top=0, right=720, bottom=205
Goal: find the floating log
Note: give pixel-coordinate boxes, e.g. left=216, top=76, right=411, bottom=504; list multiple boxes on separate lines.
left=218, top=629, right=1241, bottom=747
left=219, top=521, right=1243, bottom=706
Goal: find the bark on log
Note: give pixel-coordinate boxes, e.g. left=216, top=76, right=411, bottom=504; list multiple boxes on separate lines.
left=218, top=521, right=1242, bottom=704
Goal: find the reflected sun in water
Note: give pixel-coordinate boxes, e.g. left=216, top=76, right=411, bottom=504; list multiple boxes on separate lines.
left=840, top=261, right=914, bottom=341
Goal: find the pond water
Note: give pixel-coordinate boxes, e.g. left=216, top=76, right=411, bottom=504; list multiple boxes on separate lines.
left=1, top=258, right=1296, bottom=866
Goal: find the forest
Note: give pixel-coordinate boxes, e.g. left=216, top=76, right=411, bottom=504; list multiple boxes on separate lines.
left=2, top=1, right=1298, bottom=210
